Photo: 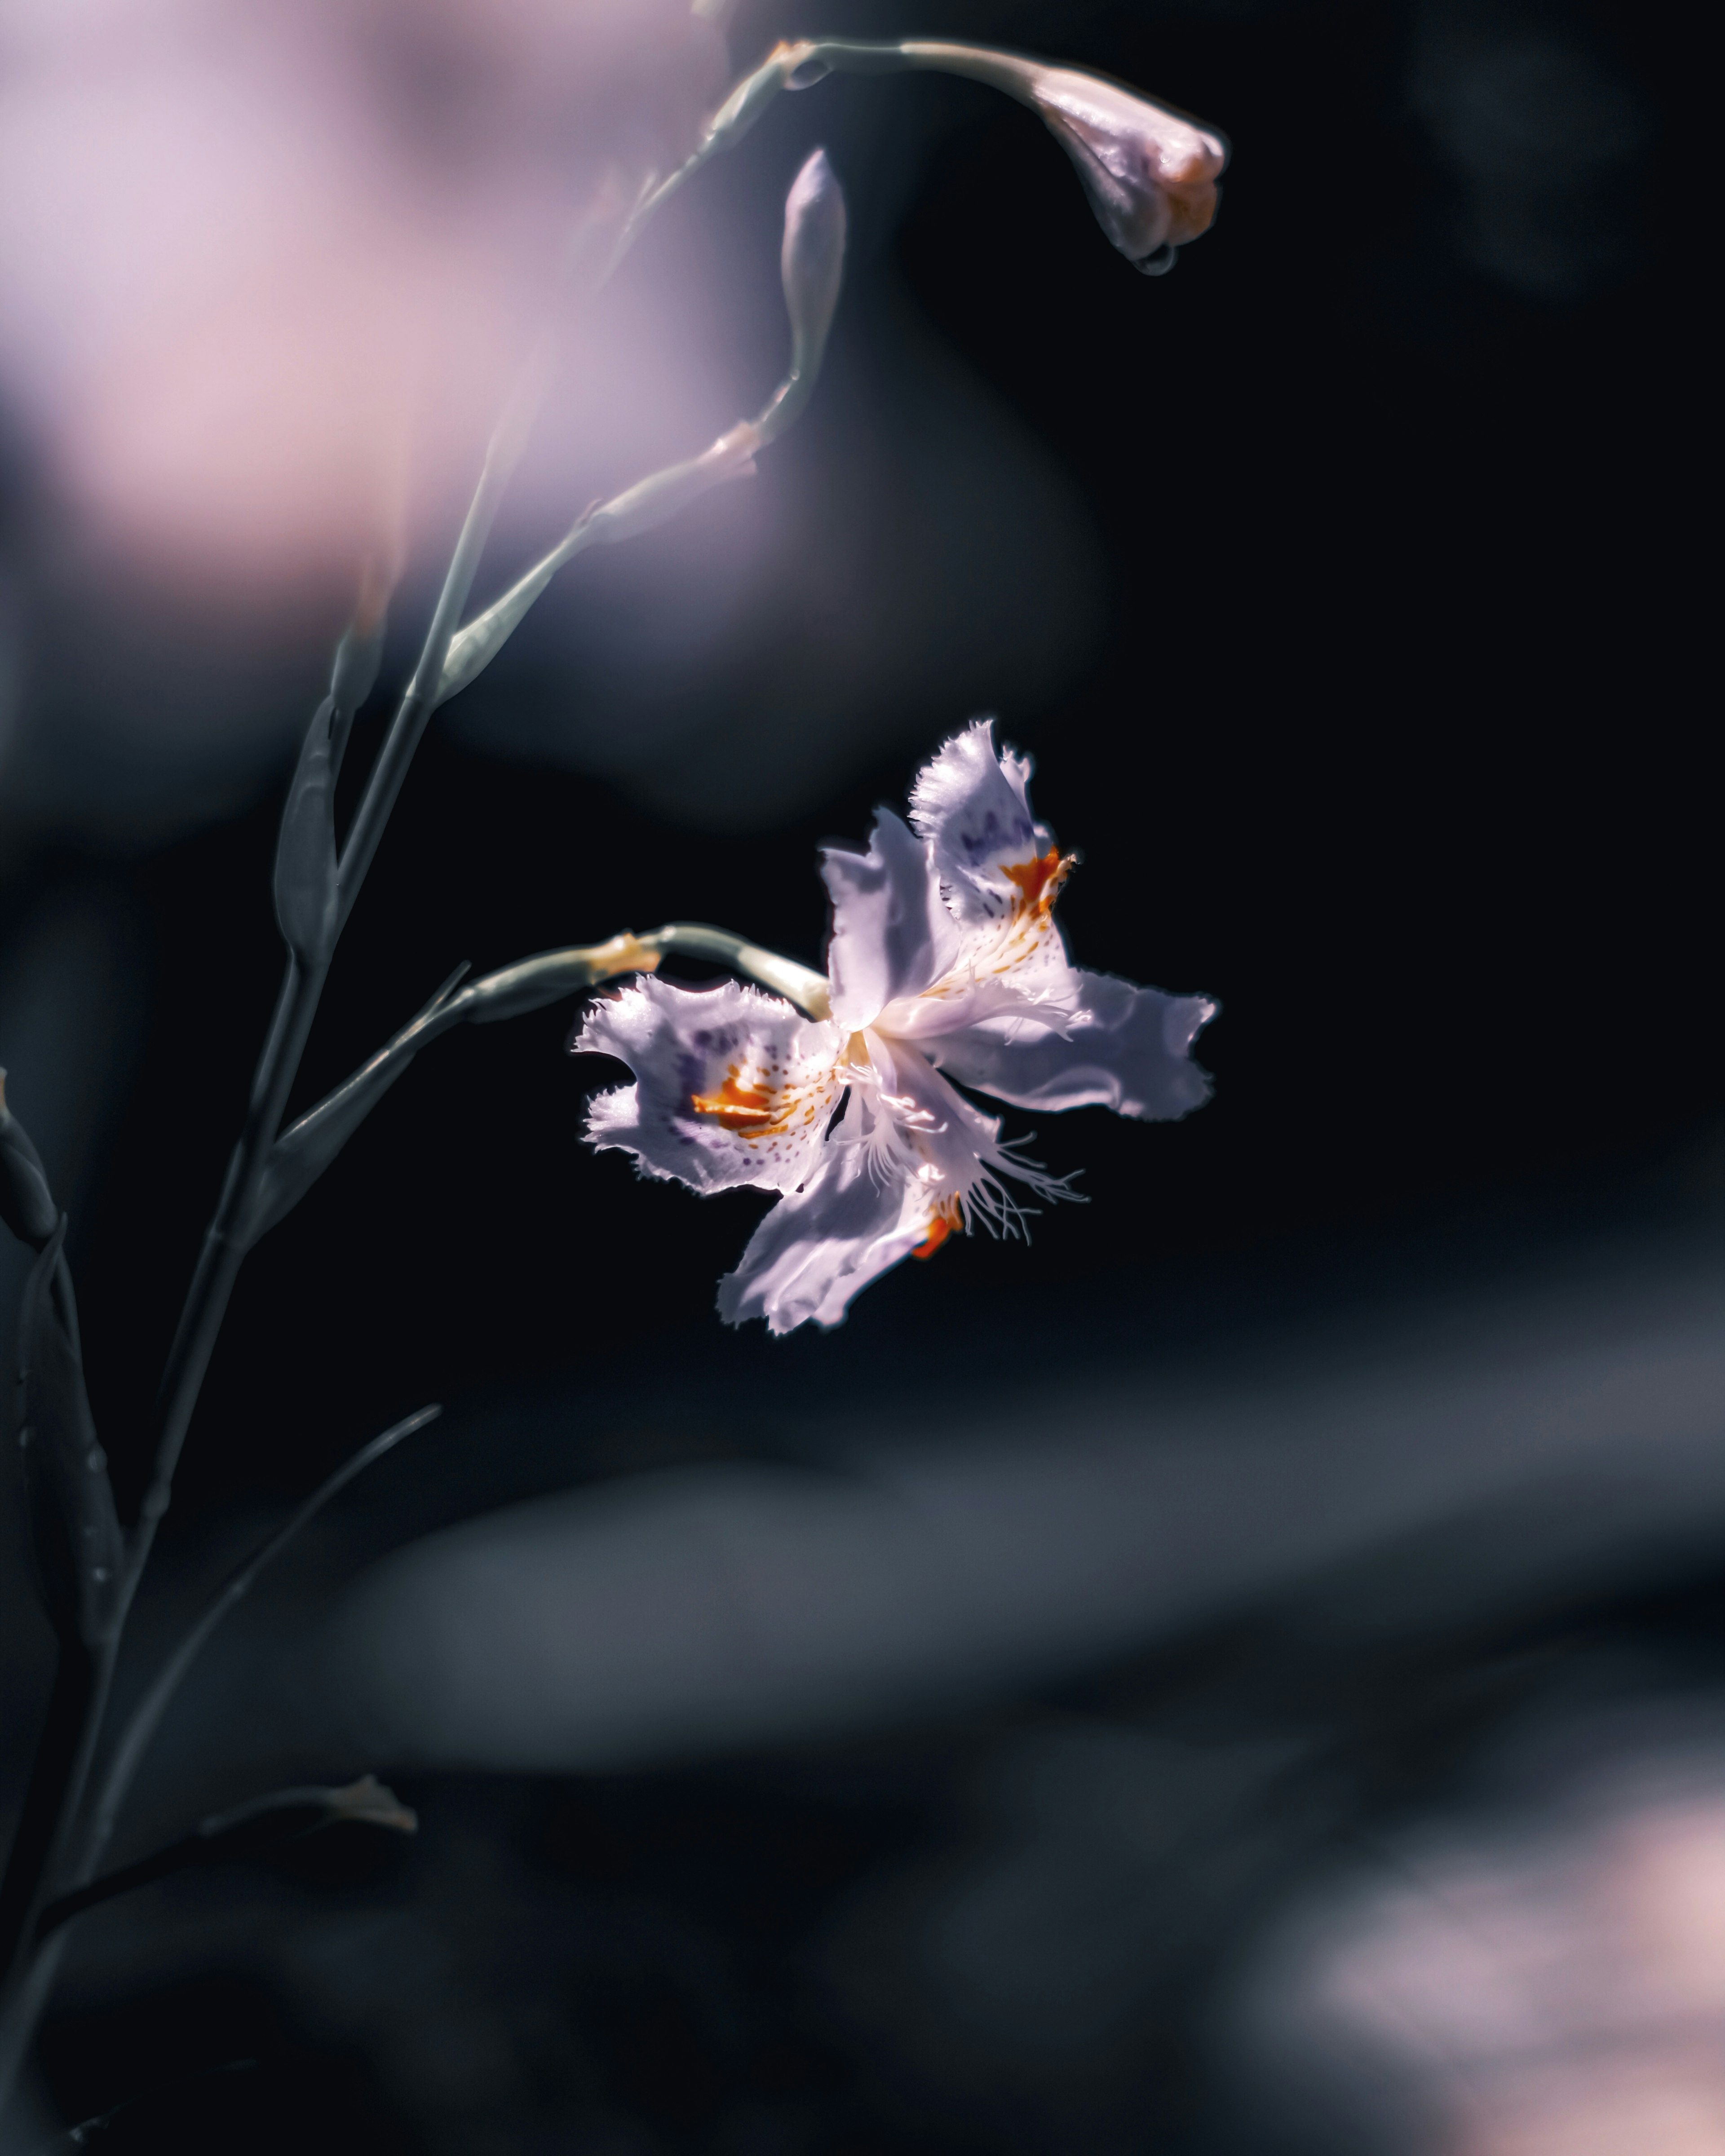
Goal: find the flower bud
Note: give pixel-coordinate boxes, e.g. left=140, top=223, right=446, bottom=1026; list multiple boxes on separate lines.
left=782, top=147, right=847, bottom=382
left=1027, top=67, right=1227, bottom=273
left=756, top=148, right=849, bottom=446
left=806, top=41, right=1228, bottom=274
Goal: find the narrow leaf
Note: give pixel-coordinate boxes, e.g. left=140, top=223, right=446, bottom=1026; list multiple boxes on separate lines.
left=37, top=1776, right=417, bottom=1940
left=436, top=420, right=761, bottom=708
left=272, top=694, right=341, bottom=964
left=435, top=546, right=570, bottom=706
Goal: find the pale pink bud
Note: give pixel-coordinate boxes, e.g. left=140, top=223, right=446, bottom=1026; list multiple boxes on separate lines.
left=878, top=44, right=1229, bottom=274
left=1025, top=68, right=1228, bottom=274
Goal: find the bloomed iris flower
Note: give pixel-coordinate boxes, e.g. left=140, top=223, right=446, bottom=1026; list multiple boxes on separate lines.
left=577, top=722, right=1215, bottom=1332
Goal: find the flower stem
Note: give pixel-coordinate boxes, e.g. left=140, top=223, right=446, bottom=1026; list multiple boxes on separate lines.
left=0, top=425, right=502, bottom=2120
left=0, top=1642, right=115, bottom=2105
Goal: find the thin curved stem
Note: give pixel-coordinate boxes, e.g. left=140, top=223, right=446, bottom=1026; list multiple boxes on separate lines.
left=133, top=953, right=326, bottom=1591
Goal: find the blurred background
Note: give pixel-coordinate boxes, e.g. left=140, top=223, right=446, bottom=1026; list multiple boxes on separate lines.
left=0, top=0, right=1710, bottom=2149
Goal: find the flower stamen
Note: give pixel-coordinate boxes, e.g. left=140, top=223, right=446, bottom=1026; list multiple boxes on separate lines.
left=1003, top=845, right=1071, bottom=919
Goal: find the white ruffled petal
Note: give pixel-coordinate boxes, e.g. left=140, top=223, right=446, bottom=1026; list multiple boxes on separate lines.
left=717, top=1103, right=931, bottom=1334
left=896, top=717, right=1081, bottom=1019
left=907, top=718, right=1054, bottom=928
left=863, top=1034, right=1077, bottom=1236
left=929, top=970, right=1216, bottom=1122
left=820, top=808, right=956, bottom=1032
left=577, top=975, right=844, bottom=1195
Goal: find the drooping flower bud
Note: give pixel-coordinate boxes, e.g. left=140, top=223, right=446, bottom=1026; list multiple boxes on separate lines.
left=784, top=40, right=1227, bottom=274
left=970, top=61, right=1225, bottom=276
left=1026, top=67, right=1227, bottom=273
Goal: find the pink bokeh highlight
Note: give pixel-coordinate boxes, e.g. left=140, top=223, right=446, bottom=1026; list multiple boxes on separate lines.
left=0, top=0, right=730, bottom=597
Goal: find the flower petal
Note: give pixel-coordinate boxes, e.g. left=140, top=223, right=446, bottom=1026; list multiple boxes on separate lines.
left=929, top=970, right=1216, bottom=1121
left=858, top=1034, right=1078, bottom=1240
left=577, top=975, right=844, bottom=1195
left=820, top=807, right=956, bottom=1032
left=717, top=1101, right=930, bottom=1334
left=907, top=718, right=1052, bottom=929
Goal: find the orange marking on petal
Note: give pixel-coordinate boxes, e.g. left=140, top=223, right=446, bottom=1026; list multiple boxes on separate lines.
left=691, top=1067, right=778, bottom=1132
left=1003, top=846, right=1071, bottom=919
left=912, top=1197, right=963, bottom=1261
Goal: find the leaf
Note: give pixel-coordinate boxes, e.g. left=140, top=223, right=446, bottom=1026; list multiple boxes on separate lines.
left=435, top=548, right=569, bottom=706
left=36, top=1776, right=417, bottom=1940
left=0, top=1074, right=58, bottom=1250
left=435, top=422, right=761, bottom=708
left=16, top=1222, right=123, bottom=1648
left=272, top=694, right=341, bottom=965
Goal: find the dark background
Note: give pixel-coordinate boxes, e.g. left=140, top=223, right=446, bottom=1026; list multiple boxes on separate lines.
left=50, top=0, right=1706, bottom=1501
left=0, top=0, right=1709, bottom=2149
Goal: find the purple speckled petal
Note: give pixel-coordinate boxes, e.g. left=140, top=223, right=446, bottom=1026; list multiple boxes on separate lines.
left=578, top=975, right=843, bottom=1196
left=907, top=718, right=1053, bottom=929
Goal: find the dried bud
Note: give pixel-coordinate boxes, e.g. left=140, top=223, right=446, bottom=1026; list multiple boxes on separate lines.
left=1027, top=68, right=1228, bottom=273
left=0, top=1071, right=58, bottom=1250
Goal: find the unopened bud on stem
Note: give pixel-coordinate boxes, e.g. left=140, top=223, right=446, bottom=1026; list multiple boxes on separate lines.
left=757, top=147, right=848, bottom=445
left=1023, top=65, right=1227, bottom=273
left=783, top=39, right=1227, bottom=274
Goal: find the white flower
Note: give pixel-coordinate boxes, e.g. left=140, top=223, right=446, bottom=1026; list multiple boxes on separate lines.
left=576, top=721, right=1216, bottom=1333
